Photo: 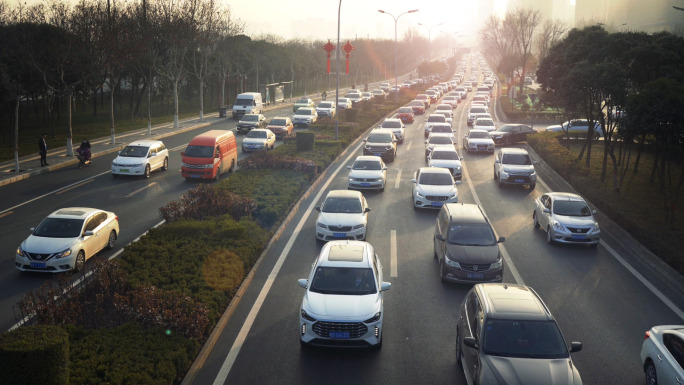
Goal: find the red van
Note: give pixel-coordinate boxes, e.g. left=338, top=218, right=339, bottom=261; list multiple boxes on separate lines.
left=181, top=130, right=238, bottom=180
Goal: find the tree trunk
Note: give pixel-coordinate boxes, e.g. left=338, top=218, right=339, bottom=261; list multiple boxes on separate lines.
left=110, top=79, right=116, bottom=145
left=199, top=76, right=204, bottom=122
left=66, top=91, right=74, bottom=156
left=634, top=133, right=646, bottom=174
left=14, top=96, right=20, bottom=172
left=173, top=79, right=179, bottom=129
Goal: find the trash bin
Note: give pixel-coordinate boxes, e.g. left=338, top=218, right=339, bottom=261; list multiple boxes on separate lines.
left=219, top=107, right=227, bottom=118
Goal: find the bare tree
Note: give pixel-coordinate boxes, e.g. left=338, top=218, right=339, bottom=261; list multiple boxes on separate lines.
left=479, top=14, right=516, bottom=79
left=508, top=8, right=542, bottom=95
left=536, top=19, right=567, bottom=64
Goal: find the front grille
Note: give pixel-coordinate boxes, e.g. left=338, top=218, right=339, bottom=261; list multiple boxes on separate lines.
left=507, top=175, right=531, bottom=183
left=352, top=178, right=377, bottom=182
left=477, top=145, right=488, bottom=150
left=366, top=146, right=389, bottom=153
left=426, top=196, right=448, bottom=201
left=313, top=321, right=368, bottom=339
left=328, top=225, right=352, bottom=232
left=26, top=252, right=56, bottom=262
left=184, top=164, right=206, bottom=169
left=567, top=227, right=590, bottom=234
left=460, top=263, right=493, bottom=272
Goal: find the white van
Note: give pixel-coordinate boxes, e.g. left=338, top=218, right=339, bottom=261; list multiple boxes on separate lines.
left=232, top=92, right=263, bottom=118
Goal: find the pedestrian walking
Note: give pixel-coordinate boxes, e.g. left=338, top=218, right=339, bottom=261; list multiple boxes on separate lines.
left=39, top=133, right=48, bottom=166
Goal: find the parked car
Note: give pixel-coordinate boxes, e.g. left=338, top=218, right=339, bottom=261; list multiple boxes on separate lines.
left=463, top=129, right=495, bottom=153
left=347, top=155, right=387, bottom=192
left=293, top=97, right=314, bottom=112
left=267, top=117, right=293, bottom=139
left=546, top=119, right=604, bottom=138
left=111, top=140, right=169, bottom=178
left=457, top=284, right=583, bottom=384
left=315, top=101, right=336, bottom=118
left=236, top=113, right=267, bottom=134
left=434, top=204, right=504, bottom=283
left=395, top=107, right=415, bottom=124
left=427, top=146, right=463, bottom=180
left=298, top=240, right=391, bottom=348
left=411, top=167, right=459, bottom=209
left=292, top=107, right=318, bottom=127
left=641, top=325, right=684, bottom=385
left=241, top=128, right=276, bottom=152
left=378, top=118, right=406, bottom=144
left=533, top=192, right=600, bottom=246
left=494, top=148, right=537, bottom=189
left=315, top=190, right=370, bottom=242
left=362, top=129, right=398, bottom=162
left=489, top=123, right=535, bottom=145
left=15, top=207, right=119, bottom=273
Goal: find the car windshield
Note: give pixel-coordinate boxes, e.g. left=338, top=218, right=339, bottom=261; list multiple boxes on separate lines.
left=119, top=145, right=149, bottom=158
left=418, top=172, right=453, bottom=186
left=322, top=198, right=363, bottom=213
left=410, top=101, right=423, bottom=106
left=382, top=121, right=402, bottom=128
left=497, top=126, right=514, bottom=132
left=502, top=153, right=532, bottom=165
left=398, top=108, right=412, bottom=113
left=553, top=200, right=592, bottom=216
left=417, top=95, right=428, bottom=99
left=437, top=106, right=450, bottom=111
left=242, top=115, right=258, bottom=121
left=270, top=119, right=287, bottom=126
left=234, top=97, right=251, bottom=106
left=469, top=131, right=490, bottom=139
left=367, top=133, right=392, bottom=142
left=183, top=145, right=214, bottom=158
left=483, top=319, right=569, bottom=359
left=309, top=267, right=377, bottom=295
left=296, top=99, right=309, bottom=104
left=318, top=103, right=332, bottom=108
left=352, top=160, right=382, bottom=170
left=432, top=126, right=452, bottom=133
left=429, top=136, right=453, bottom=145
left=246, top=130, right=267, bottom=138
left=476, top=120, right=494, bottom=126
left=447, top=224, right=495, bottom=245
left=431, top=150, right=459, bottom=160
left=428, top=115, right=446, bottom=122
left=296, top=109, right=312, bottom=115
left=471, top=107, right=487, bottom=114
left=33, top=218, right=84, bottom=238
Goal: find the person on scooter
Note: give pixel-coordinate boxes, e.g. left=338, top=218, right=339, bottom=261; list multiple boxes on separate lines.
left=76, top=140, right=92, bottom=167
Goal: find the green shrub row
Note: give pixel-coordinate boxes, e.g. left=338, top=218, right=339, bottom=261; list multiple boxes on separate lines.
left=0, top=325, right=69, bottom=385
left=159, top=184, right=256, bottom=223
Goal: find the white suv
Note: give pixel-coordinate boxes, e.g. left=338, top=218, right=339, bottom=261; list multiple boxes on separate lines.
left=494, top=148, right=537, bottom=189
left=298, top=240, right=391, bottom=348
left=111, top=140, right=169, bottom=178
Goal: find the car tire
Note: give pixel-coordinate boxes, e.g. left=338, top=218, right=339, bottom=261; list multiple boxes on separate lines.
left=214, top=168, right=220, bottom=182
left=229, top=159, right=236, bottom=172
left=112, top=173, right=118, bottom=178
left=162, top=157, right=168, bottom=171
left=455, top=328, right=463, bottom=367
left=546, top=227, right=555, bottom=244
left=645, top=361, right=657, bottom=385
left=144, top=164, right=151, bottom=178
left=106, top=230, right=117, bottom=249
left=498, top=178, right=504, bottom=188
left=533, top=212, right=540, bottom=229
left=74, top=251, right=86, bottom=272
left=439, top=259, right=448, bottom=282
left=530, top=183, right=536, bottom=190
left=493, top=167, right=497, bottom=180
left=380, top=184, right=385, bottom=192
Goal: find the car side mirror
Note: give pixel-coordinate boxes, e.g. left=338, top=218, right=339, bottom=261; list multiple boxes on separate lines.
left=455, top=180, right=462, bottom=185
left=382, top=167, right=388, bottom=171
left=315, top=206, right=321, bottom=212
left=298, top=279, right=308, bottom=288
left=494, top=159, right=500, bottom=164
left=543, top=208, right=550, bottom=214
left=411, top=179, right=417, bottom=183
left=364, top=207, right=371, bottom=213
left=570, top=342, right=582, bottom=353
left=592, top=209, right=597, bottom=215
left=363, top=139, right=367, bottom=142
left=346, top=166, right=352, bottom=169
left=30, top=227, right=35, bottom=232
left=180, top=152, right=185, bottom=157
left=83, top=230, right=94, bottom=237
left=498, top=237, right=505, bottom=243
left=533, top=160, right=538, bottom=165
left=464, top=337, right=479, bottom=349
left=435, top=233, right=445, bottom=241
left=380, top=282, right=391, bottom=291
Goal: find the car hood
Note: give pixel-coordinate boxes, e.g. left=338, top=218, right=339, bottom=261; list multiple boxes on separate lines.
left=242, top=137, right=267, bottom=145
left=552, top=215, right=596, bottom=228
left=349, top=170, right=384, bottom=179
left=317, top=212, right=366, bottom=226
left=238, top=120, right=259, bottom=126
left=303, top=291, right=380, bottom=320
left=468, top=138, right=495, bottom=145
left=503, top=165, right=535, bottom=174
left=268, top=125, right=286, bottom=130
left=482, top=355, right=580, bottom=385
left=22, top=235, right=77, bottom=254
left=113, top=155, right=145, bottom=166
left=446, top=243, right=498, bottom=263
left=416, top=184, right=457, bottom=196
left=293, top=114, right=313, bottom=119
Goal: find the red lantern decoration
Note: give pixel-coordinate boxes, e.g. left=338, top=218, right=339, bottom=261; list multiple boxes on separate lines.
left=322, top=40, right=336, bottom=74
left=342, top=41, right=354, bottom=75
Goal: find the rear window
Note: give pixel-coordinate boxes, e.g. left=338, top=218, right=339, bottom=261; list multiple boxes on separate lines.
left=428, top=115, right=446, bottom=123
left=382, top=121, right=402, bottom=128
left=470, top=107, right=487, bottom=114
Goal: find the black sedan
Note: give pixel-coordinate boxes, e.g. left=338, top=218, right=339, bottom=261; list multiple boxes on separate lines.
left=489, top=124, right=536, bottom=145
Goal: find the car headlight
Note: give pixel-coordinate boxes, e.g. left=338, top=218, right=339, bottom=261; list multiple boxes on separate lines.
left=490, top=257, right=503, bottom=269
left=352, top=224, right=365, bottom=230
left=385, top=146, right=392, bottom=150
left=317, top=222, right=328, bottom=229
left=56, top=248, right=72, bottom=259
left=16, top=246, right=25, bottom=257
left=301, top=309, right=316, bottom=322
left=500, top=171, right=509, bottom=179
left=415, top=191, right=425, bottom=199
left=364, top=312, right=381, bottom=323
left=444, top=254, right=461, bottom=268
left=593, top=223, right=600, bottom=232
left=553, top=221, right=567, bottom=232
left=449, top=192, right=458, bottom=199
left=455, top=166, right=462, bottom=170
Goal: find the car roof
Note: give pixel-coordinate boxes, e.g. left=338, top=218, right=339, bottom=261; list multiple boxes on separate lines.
left=418, top=166, right=451, bottom=175
left=126, top=139, right=163, bottom=147
left=500, top=147, right=529, bottom=155
left=428, top=133, right=454, bottom=139
left=49, top=207, right=101, bottom=219
left=325, top=189, right=363, bottom=199
left=443, top=203, right=488, bottom=225
left=431, top=145, right=458, bottom=153
left=318, top=241, right=373, bottom=268
left=295, top=107, right=314, bottom=112
left=383, top=118, right=402, bottom=123
left=370, top=128, right=394, bottom=135
left=250, top=129, right=270, bottom=133
left=468, top=129, right=489, bottom=134
left=243, top=113, right=261, bottom=117
left=354, top=155, right=383, bottom=163
left=475, top=283, right=554, bottom=321
left=547, top=192, right=584, bottom=201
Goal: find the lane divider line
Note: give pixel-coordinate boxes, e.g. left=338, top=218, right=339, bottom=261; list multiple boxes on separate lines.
left=390, top=230, right=398, bottom=277
left=0, top=211, right=13, bottom=218
left=55, top=179, right=95, bottom=195
left=394, top=169, right=402, bottom=189
left=125, top=182, right=159, bottom=198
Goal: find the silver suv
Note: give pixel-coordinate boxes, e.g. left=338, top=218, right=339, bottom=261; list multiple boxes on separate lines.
left=494, top=148, right=537, bottom=189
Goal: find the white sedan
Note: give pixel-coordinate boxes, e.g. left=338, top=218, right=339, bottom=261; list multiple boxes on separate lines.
left=427, top=146, right=463, bottom=180
left=15, top=207, right=119, bottom=272
left=473, top=117, right=496, bottom=132
left=242, top=129, right=276, bottom=152
left=347, top=156, right=387, bottom=192
left=533, top=192, right=600, bottom=246
left=315, top=190, right=370, bottom=242
left=463, top=129, right=495, bottom=153
left=641, top=325, right=684, bottom=385
left=412, top=167, right=459, bottom=209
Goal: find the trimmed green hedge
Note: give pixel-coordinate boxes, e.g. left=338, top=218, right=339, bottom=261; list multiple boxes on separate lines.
left=0, top=325, right=69, bottom=385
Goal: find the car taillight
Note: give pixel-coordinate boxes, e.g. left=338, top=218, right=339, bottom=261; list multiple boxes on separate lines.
left=114, top=216, right=119, bottom=222
left=644, top=331, right=650, bottom=340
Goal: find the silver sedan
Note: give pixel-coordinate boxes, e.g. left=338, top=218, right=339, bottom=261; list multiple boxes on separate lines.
left=533, top=192, right=600, bottom=246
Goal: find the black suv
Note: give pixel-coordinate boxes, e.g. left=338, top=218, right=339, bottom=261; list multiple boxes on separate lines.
left=363, top=129, right=397, bottom=162
left=433, top=203, right=504, bottom=283
left=456, top=283, right=583, bottom=384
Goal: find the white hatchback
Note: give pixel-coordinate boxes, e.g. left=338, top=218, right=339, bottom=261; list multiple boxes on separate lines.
left=111, top=140, right=169, bottom=178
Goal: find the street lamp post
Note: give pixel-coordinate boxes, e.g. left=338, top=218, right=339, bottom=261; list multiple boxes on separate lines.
left=378, top=9, right=418, bottom=101
left=417, top=22, right=444, bottom=61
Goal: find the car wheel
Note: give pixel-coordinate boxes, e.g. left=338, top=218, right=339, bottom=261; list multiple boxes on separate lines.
left=380, top=184, right=385, bottom=192
left=162, top=157, right=168, bottom=171
left=546, top=226, right=555, bottom=244
left=498, top=178, right=504, bottom=188
left=493, top=167, right=497, bottom=180
left=645, top=361, right=657, bottom=385
left=112, top=173, right=118, bottom=178
left=439, top=259, right=448, bottom=282
left=74, top=251, right=86, bottom=272
left=533, top=212, right=540, bottom=229
left=530, top=183, right=536, bottom=190
left=214, top=168, right=220, bottom=182
left=106, top=230, right=117, bottom=249
left=144, top=164, right=151, bottom=178
left=455, top=328, right=463, bottom=366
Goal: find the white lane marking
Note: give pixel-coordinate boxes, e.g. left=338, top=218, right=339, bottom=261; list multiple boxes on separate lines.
left=212, top=139, right=363, bottom=385
left=390, top=230, right=398, bottom=277
left=125, top=182, right=159, bottom=198
left=461, top=165, right=525, bottom=286
left=394, top=169, right=402, bottom=189
left=0, top=170, right=112, bottom=215
left=406, top=141, right=412, bottom=151
left=56, top=179, right=95, bottom=195
left=171, top=143, right=187, bottom=151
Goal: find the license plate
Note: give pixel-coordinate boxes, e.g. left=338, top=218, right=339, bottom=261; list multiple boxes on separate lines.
left=514, top=179, right=524, bottom=183
left=360, top=183, right=370, bottom=187
left=572, top=234, right=587, bottom=240
left=119, top=169, right=129, bottom=173
left=333, top=233, right=346, bottom=238
left=373, top=153, right=382, bottom=156
left=30, top=262, right=46, bottom=269
left=467, top=273, right=484, bottom=279
left=431, top=202, right=443, bottom=207
left=329, top=331, right=350, bottom=339
left=191, top=174, right=201, bottom=178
